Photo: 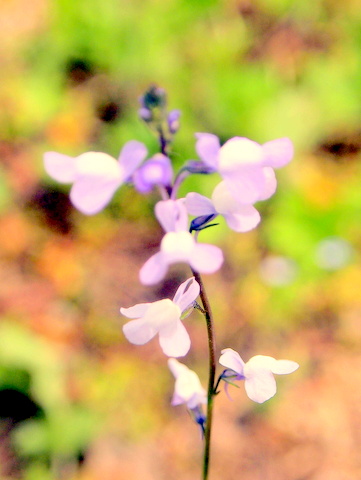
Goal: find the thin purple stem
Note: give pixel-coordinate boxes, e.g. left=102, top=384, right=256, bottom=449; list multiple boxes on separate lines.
left=171, top=169, right=190, bottom=200
left=157, top=126, right=169, bottom=156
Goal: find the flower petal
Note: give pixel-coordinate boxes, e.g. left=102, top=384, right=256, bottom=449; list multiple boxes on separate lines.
left=120, top=303, right=150, bottom=319
left=245, top=355, right=299, bottom=375
left=169, top=359, right=206, bottom=407
left=185, top=387, right=207, bottom=409
left=122, top=318, right=157, bottom=345
left=218, top=137, right=264, bottom=172
left=189, top=243, right=223, bottom=274
left=195, top=133, right=220, bottom=170
left=245, top=355, right=278, bottom=370
left=161, top=231, right=195, bottom=261
left=69, top=152, right=123, bottom=214
left=262, top=137, right=294, bottom=168
left=247, top=355, right=277, bottom=371
left=159, top=320, right=191, bottom=357
left=185, top=192, right=216, bottom=216
left=44, top=152, right=77, bottom=183
left=224, top=206, right=260, bottom=232
left=172, top=277, right=200, bottom=312
left=256, top=167, right=277, bottom=201
left=223, top=167, right=267, bottom=204
left=118, top=140, right=148, bottom=179
left=210, top=181, right=234, bottom=212
left=270, top=360, right=299, bottom=375
left=155, top=199, right=188, bottom=232
left=139, top=252, right=168, bottom=285
left=219, top=348, right=245, bottom=376
left=211, top=181, right=261, bottom=232
left=171, top=390, right=187, bottom=406
left=244, top=368, right=277, bottom=403
left=133, top=154, right=173, bottom=193
left=145, top=299, right=180, bottom=331
left=168, top=358, right=188, bottom=379
left=76, top=152, right=122, bottom=179
left=70, top=176, right=121, bottom=215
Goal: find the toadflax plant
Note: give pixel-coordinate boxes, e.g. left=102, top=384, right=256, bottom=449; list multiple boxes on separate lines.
left=44, top=85, right=299, bottom=480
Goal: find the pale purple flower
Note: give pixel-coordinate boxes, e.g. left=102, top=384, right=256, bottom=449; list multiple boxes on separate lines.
left=121, top=277, right=200, bottom=357
left=139, top=199, right=224, bottom=285
left=195, top=134, right=293, bottom=205
left=132, top=153, right=173, bottom=193
left=43, top=141, right=147, bottom=215
left=219, top=348, right=299, bottom=403
left=185, top=181, right=261, bottom=233
left=168, top=358, right=207, bottom=409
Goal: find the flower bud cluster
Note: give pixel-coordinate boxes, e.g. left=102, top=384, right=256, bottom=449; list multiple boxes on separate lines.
left=138, top=85, right=181, bottom=154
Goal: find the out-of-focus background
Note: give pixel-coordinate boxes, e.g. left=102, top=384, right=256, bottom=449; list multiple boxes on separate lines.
left=1, top=0, right=361, bottom=478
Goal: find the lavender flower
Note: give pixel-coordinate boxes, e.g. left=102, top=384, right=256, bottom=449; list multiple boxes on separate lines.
left=139, top=199, right=223, bottom=285
left=185, top=181, right=261, bottom=232
left=121, top=277, right=200, bottom=357
left=195, top=134, right=294, bottom=205
left=132, top=153, right=173, bottom=193
left=44, top=141, right=147, bottom=215
left=219, top=348, right=299, bottom=403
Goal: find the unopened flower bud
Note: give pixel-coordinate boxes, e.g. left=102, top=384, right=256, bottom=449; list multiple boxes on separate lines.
left=190, top=214, right=218, bottom=232
left=167, top=109, right=181, bottom=134
left=138, top=107, right=152, bottom=122
left=140, top=85, right=167, bottom=111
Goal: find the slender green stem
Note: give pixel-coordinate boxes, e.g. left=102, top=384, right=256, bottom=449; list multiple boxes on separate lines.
left=191, top=268, right=216, bottom=480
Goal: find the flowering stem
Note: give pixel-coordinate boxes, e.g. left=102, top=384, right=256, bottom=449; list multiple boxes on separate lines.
left=156, top=125, right=169, bottom=156
left=191, top=268, right=216, bottom=480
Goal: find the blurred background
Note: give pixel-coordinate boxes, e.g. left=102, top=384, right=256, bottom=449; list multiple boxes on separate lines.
left=1, top=0, right=361, bottom=478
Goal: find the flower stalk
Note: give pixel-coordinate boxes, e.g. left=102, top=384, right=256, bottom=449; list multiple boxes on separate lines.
left=191, top=268, right=216, bottom=480
left=43, top=87, right=299, bottom=480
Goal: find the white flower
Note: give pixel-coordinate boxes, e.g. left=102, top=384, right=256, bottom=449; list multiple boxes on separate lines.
left=168, top=358, right=207, bottom=409
left=121, top=277, right=200, bottom=357
left=219, top=348, right=299, bottom=403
